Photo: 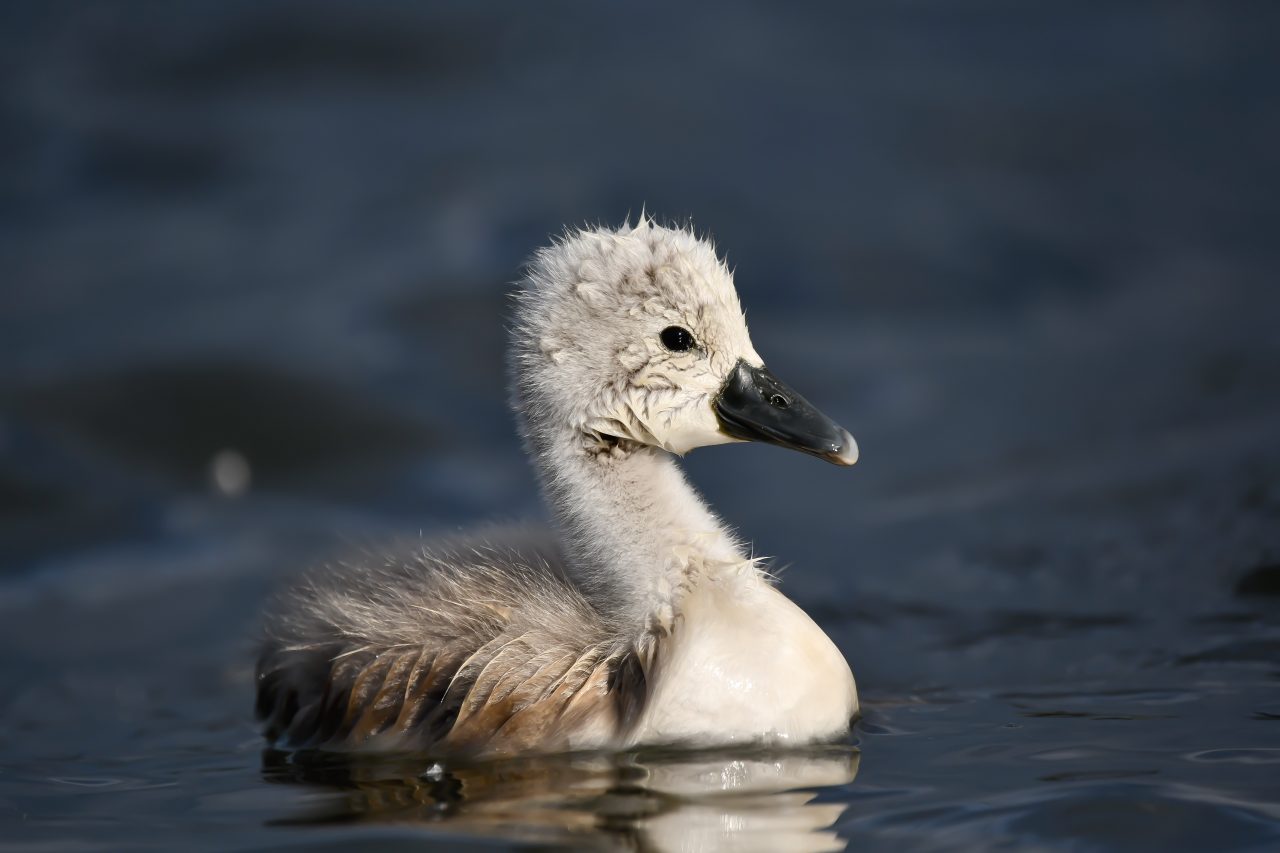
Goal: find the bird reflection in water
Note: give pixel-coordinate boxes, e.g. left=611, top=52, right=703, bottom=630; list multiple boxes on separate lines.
left=262, top=742, right=859, bottom=851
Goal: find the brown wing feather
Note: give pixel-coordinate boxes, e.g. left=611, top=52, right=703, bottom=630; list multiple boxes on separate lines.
left=255, top=531, right=648, bottom=755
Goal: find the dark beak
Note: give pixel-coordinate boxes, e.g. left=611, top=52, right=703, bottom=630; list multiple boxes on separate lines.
left=713, top=360, right=859, bottom=466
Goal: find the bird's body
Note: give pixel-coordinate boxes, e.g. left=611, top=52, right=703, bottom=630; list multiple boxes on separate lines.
left=257, top=220, right=859, bottom=756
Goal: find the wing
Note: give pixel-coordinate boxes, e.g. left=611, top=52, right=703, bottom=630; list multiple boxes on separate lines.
left=256, top=529, right=648, bottom=756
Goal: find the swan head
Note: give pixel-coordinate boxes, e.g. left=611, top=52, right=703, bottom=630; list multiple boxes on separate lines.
left=513, top=219, right=857, bottom=466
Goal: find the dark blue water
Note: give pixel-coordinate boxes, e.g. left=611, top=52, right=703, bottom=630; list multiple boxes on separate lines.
left=3, top=2, right=1279, bottom=850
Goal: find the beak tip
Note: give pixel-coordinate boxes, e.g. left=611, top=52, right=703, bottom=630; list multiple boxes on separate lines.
left=830, top=429, right=859, bottom=466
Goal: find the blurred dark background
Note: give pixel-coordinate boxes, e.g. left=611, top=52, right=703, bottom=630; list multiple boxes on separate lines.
left=2, top=1, right=1279, bottom=849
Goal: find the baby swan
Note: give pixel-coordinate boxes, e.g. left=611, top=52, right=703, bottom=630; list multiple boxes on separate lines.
left=257, top=219, right=859, bottom=756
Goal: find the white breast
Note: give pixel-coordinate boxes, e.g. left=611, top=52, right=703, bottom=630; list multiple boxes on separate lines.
left=629, top=572, right=858, bottom=747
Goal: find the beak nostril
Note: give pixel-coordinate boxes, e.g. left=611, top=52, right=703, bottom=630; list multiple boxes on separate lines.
left=769, top=394, right=789, bottom=409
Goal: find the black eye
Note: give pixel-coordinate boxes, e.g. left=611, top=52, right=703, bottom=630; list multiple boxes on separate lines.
left=660, top=326, right=695, bottom=352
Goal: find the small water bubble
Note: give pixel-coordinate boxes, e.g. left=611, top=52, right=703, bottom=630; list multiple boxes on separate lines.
left=209, top=449, right=251, bottom=498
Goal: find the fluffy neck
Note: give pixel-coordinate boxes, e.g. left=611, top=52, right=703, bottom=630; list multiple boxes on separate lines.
left=524, top=417, right=748, bottom=630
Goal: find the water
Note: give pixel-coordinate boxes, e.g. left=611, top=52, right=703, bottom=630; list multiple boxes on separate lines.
left=3, top=2, right=1279, bottom=849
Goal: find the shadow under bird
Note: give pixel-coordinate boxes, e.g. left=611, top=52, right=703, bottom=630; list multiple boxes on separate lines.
left=257, top=219, right=860, bottom=756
